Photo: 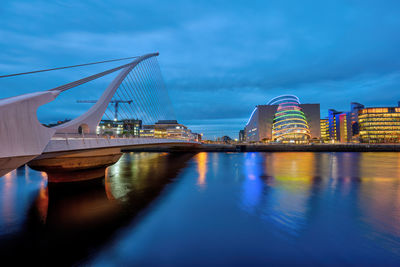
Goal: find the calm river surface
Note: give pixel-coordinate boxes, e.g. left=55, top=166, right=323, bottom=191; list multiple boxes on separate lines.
left=1, top=152, right=400, bottom=266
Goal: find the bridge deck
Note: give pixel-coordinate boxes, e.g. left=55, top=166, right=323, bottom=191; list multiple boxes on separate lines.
left=44, top=136, right=199, bottom=154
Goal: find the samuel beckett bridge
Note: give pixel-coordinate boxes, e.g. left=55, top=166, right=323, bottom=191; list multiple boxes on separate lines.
left=0, top=53, right=199, bottom=182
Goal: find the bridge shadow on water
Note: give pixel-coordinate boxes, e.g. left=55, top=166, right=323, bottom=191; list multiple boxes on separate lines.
left=0, top=152, right=195, bottom=266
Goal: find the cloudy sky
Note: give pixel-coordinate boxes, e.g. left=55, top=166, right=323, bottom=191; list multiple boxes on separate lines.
left=1, top=0, right=400, bottom=139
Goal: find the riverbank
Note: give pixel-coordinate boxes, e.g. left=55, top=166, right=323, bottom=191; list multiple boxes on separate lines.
left=122, top=143, right=400, bottom=152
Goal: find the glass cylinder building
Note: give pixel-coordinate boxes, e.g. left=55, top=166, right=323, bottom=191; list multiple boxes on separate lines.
left=268, top=95, right=311, bottom=143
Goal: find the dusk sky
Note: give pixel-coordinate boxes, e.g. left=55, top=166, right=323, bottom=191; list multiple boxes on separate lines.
left=1, top=0, right=400, bottom=138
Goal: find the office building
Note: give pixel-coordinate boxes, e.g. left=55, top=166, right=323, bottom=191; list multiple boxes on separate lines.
left=350, top=102, right=365, bottom=141
left=320, top=118, right=329, bottom=142
left=239, top=130, right=245, bottom=142
left=327, top=109, right=352, bottom=143
left=97, top=119, right=142, bottom=136
left=140, top=125, right=155, bottom=138
left=154, top=120, right=192, bottom=140
left=359, top=107, right=400, bottom=143
left=325, top=101, right=400, bottom=143
left=140, top=120, right=198, bottom=141
left=245, top=95, right=320, bottom=143
left=122, top=119, right=142, bottom=136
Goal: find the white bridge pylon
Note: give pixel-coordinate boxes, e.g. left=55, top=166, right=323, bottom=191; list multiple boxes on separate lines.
left=0, top=52, right=177, bottom=177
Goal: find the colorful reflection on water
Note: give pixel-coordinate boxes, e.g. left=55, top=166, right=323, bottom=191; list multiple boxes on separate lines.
left=1, top=152, right=400, bottom=265
left=196, top=152, right=208, bottom=188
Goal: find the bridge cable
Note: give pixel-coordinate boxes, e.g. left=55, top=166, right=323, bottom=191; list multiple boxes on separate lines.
left=113, top=91, right=131, bottom=120
left=151, top=58, right=171, bottom=119
left=131, top=68, right=157, bottom=123
left=124, top=72, right=152, bottom=124
left=132, top=65, right=157, bottom=123
left=142, top=60, right=163, bottom=121
left=137, top=61, right=160, bottom=122
left=0, top=56, right=139, bottom=78
left=104, top=108, right=114, bottom=122
left=146, top=58, right=167, bottom=120
left=114, top=84, right=134, bottom=119
left=120, top=80, right=144, bottom=121
left=147, top=57, right=165, bottom=120
left=118, top=83, right=140, bottom=120
left=125, top=72, right=153, bottom=125
left=150, top=57, right=168, bottom=118
left=123, top=74, right=151, bottom=124
left=155, top=57, right=176, bottom=119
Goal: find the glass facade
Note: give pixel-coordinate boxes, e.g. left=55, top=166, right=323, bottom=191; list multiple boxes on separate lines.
left=350, top=102, right=364, bottom=139
left=320, top=119, right=329, bottom=142
left=359, top=108, right=400, bottom=143
left=269, top=95, right=311, bottom=143
left=140, top=120, right=198, bottom=141
left=97, top=119, right=142, bottom=136
left=328, top=109, right=351, bottom=142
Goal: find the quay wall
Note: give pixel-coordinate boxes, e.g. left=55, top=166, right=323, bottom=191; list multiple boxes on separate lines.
left=123, top=144, right=400, bottom=152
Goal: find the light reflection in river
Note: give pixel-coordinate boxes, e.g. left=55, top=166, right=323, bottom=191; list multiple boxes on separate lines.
left=196, top=152, right=208, bottom=188
left=92, top=152, right=400, bottom=265
left=1, top=152, right=400, bottom=265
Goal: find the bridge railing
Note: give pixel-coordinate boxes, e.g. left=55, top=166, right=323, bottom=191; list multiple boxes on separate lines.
left=51, top=132, right=194, bottom=141
left=52, top=132, right=147, bottom=140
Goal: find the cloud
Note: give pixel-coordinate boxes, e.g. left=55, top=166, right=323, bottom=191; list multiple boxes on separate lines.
left=1, top=0, right=400, bottom=138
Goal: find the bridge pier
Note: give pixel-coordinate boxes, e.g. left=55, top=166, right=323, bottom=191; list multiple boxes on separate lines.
left=28, top=148, right=122, bottom=183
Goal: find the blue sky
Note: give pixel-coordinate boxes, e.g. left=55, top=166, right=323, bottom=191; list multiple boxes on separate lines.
left=1, top=0, right=400, bottom=139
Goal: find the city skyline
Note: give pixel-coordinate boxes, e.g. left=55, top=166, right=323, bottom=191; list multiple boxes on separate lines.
left=2, top=2, right=400, bottom=265
left=1, top=0, right=400, bottom=138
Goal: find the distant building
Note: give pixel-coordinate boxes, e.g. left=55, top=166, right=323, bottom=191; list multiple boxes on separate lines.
left=97, top=120, right=123, bottom=135
left=191, top=133, right=202, bottom=142
left=154, top=120, right=193, bottom=140
left=45, top=118, right=71, bottom=127
left=217, top=135, right=232, bottom=143
left=123, top=119, right=142, bottom=136
left=245, top=95, right=320, bottom=143
left=140, top=120, right=198, bottom=141
left=97, top=119, right=142, bottom=136
left=140, top=125, right=155, bottom=138
left=239, top=129, right=245, bottom=142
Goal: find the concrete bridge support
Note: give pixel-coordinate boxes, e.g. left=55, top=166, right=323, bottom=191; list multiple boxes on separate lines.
left=28, top=148, right=123, bottom=182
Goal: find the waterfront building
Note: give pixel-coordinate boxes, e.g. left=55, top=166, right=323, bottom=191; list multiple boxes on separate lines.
left=245, top=95, right=320, bottom=143
left=327, top=109, right=352, bottom=143
left=45, top=118, right=71, bottom=127
left=239, top=130, right=245, bottom=142
left=320, top=118, right=329, bottom=142
left=270, top=95, right=311, bottom=143
left=326, top=101, right=400, bottom=143
left=140, top=125, right=155, bottom=138
left=217, top=136, right=233, bottom=143
left=325, top=102, right=363, bottom=143
left=154, top=120, right=193, bottom=140
left=122, top=119, right=142, bottom=136
left=358, top=107, right=400, bottom=143
left=192, top=133, right=202, bottom=142
left=97, top=119, right=142, bottom=136
left=96, top=120, right=123, bottom=135
left=140, top=120, right=198, bottom=141
left=350, top=102, right=365, bottom=141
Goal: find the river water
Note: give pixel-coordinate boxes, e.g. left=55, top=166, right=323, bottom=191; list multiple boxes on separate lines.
left=1, top=152, right=400, bottom=265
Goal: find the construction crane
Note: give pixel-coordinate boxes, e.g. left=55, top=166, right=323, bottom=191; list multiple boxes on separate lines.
left=77, top=100, right=133, bottom=121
